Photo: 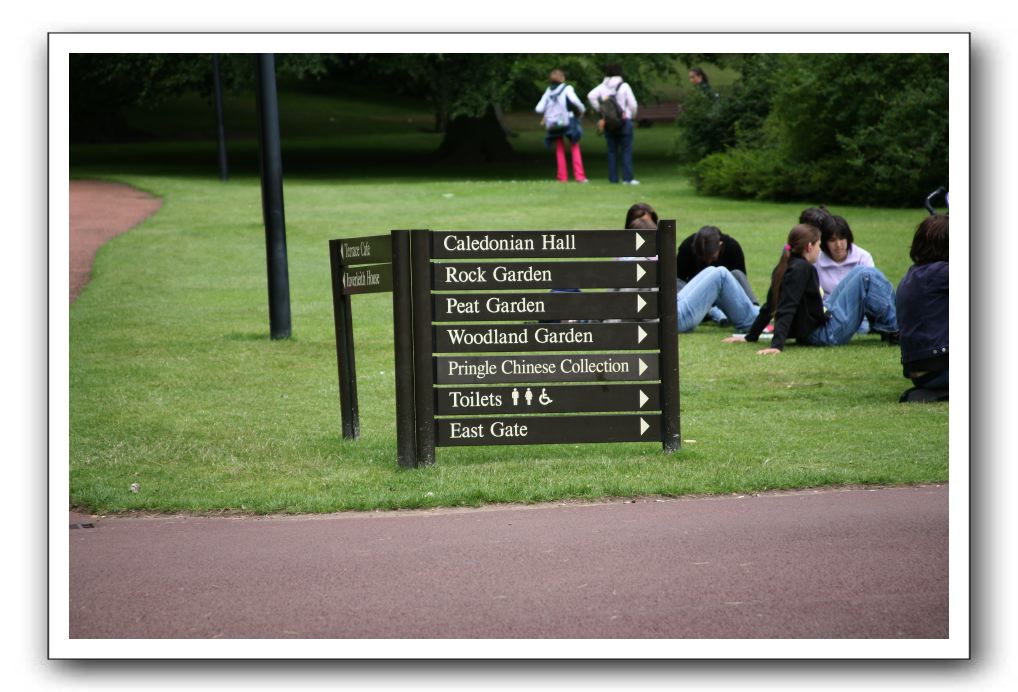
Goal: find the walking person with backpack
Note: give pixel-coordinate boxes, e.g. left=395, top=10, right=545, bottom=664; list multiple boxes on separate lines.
left=535, top=69, right=588, bottom=183
left=587, top=64, right=639, bottom=185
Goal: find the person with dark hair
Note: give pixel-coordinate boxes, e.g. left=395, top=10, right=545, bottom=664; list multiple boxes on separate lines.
left=616, top=203, right=755, bottom=332
left=676, top=225, right=758, bottom=326
left=688, top=67, right=709, bottom=87
left=896, top=215, right=949, bottom=402
left=799, top=206, right=832, bottom=229
left=624, top=202, right=658, bottom=229
left=815, top=214, right=876, bottom=297
left=723, top=224, right=898, bottom=354
left=587, top=64, right=640, bottom=185
left=534, top=68, right=588, bottom=183
left=677, top=225, right=758, bottom=299
left=687, top=67, right=717, bottom=99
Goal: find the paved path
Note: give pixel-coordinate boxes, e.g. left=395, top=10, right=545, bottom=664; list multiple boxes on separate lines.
left=67, top=181, right=949, bottom=640
left=69, top=485, right=948, bottom=638
left=68, top=179, right=162, bottom=302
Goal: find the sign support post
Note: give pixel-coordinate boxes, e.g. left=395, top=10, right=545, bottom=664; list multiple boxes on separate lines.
left=391, top=230, right=417, bottom=468
left=410, top=229, right=436, bottom=466
left=328, top=240, right=360, bottom=439
left=328, top=234, right=394, bottom=441
left=656, top=220, right=681, bottom=452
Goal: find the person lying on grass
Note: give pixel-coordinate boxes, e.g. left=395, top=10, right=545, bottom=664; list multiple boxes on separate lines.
left=723, top=223, right=898, bottom=355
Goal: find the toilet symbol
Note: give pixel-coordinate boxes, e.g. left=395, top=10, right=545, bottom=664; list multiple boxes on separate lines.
left=511, top=388, right=520, bottom=406
left=524, top=388, right=534, bottom=406
left=538, top=388, right=552, bottom=406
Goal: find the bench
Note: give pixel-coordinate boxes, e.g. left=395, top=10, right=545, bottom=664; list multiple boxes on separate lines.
left=636, top=101, right=681, bottom=128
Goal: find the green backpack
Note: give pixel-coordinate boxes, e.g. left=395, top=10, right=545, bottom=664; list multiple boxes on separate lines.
left=601, top=84, right=625, bottom=133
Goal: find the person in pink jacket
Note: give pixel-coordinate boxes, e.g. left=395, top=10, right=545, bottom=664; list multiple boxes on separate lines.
left=534, top=69, right=588, bottom=183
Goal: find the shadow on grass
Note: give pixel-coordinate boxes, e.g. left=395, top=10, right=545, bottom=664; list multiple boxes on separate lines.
left=70, top=130, right=686, bottom=184
left=223, top=331, right=279, bottom=342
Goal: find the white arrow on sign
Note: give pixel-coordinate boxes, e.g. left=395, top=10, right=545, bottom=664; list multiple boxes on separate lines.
left=638, top=358, right=648, bottom=376
left=639, top=390, right=649, bottom=408
left=637, top=295, right=647, bottom=312
left=636, top=264, right=646, bottom=282
left=635, top=233, right=646, bottom=252
left=637, top=326, right=647, bottom=344
left=640, top=417, right=650, bottom=435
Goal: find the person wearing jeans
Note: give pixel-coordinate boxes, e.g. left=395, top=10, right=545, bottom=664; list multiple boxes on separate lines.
left=587, top=64, right=639, bottom=184
left=896, top=214, right=949, bottom=402
left=807, top=266, right=897, bottom=346
left=605, top=120, right=635, bottom=184
left=677, top=266, right=760, bottom=333
left=725, top=223, right=898, bottom=355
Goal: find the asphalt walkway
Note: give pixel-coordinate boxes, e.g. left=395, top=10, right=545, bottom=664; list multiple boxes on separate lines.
left=70, top=486, right=949, bottom=638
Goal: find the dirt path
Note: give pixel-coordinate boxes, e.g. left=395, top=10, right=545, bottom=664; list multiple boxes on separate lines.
left=68, top=180, right=163, bottom=303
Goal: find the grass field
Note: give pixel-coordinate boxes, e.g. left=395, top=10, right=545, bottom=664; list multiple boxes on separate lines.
left=68, top=86, right=948, bottom=514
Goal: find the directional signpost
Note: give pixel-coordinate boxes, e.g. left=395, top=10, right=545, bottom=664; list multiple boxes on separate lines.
left=328, top=234, right=394, bottom=440
left=395, top=223, right=680, bottom=467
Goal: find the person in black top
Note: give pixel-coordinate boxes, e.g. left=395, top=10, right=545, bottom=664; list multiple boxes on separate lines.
left=896, top=214, right=949, bottom=402
left=677, top=225, right=758, bottom=325
left=723, top=223, right=897, bottom=354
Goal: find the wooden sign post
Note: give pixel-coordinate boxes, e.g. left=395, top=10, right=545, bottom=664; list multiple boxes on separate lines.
left=328, top=234, right=393, bottom=440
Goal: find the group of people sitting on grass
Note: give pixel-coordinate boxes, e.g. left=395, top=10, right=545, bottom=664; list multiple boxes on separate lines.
left=622, top=202, right=949, bottom=403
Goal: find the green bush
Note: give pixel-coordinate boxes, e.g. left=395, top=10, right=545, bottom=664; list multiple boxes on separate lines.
left=674, top=55, right=782, bottom=165
left=682, top=54, right=949, bottom=207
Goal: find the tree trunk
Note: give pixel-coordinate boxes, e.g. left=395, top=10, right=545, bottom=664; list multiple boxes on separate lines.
left=435, top=105, right=516, bottom=162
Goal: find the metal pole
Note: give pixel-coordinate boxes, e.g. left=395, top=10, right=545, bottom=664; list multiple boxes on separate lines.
left=657, top=219, right=681, bottom=452
left=212, top=54, right=229, bottom=181
left=254, top=53, right=291, bottom=340
left=391, top=230, right=417, bottom=468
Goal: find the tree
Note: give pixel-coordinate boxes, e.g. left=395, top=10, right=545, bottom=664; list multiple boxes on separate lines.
left=681, top=53, right=949, bottom=207
left=69, top=54, right=339, bottom=143
left=69, top=53, right=682, bottom=160
left=326, top=53, right=681, bottom=162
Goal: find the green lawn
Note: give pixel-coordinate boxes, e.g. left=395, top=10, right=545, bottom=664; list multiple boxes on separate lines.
left=68, top=89, right=947, bottom=514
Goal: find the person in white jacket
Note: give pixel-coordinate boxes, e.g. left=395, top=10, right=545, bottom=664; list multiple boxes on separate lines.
left=534, top=69, right=588, bottom=183
left=586, top=64, right=639, bottom=185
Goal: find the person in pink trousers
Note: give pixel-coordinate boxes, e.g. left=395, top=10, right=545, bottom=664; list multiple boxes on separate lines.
left=535, top=69, right=588, bottom=183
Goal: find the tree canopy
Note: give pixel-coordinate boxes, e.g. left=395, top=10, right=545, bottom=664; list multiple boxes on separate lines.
left=675, top=53, right=949, bottom=207
left=69, top=52, right=950, bottom=206
left=69, top=53, right=679, bottom=149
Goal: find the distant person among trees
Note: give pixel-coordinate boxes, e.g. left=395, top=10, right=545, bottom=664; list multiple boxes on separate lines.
left=534, top=69, right=588, bottom=183
left=896, top=214, right=949, bottom=402
left=723, top=223, right=898, bottom=354
left=587, top=64, right=640, bottom=185
left=687, top=67, right=717, bottom=98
